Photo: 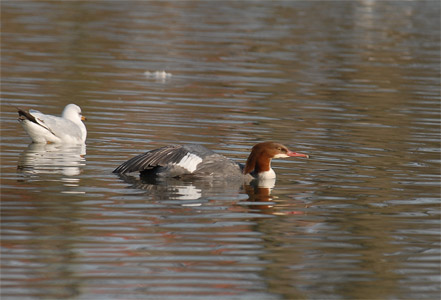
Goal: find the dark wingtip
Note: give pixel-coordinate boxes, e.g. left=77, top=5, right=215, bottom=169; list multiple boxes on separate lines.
left=112, top=166, right=125, bottom=174
left=16, top=107, right=38, bottom=123
left=17, top=107, right=26, bottom=118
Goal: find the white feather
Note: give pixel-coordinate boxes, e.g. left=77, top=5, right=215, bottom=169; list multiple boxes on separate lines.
left=175, top=153, right=203, bottom=173
left=257, top=168, right=276, bottom=180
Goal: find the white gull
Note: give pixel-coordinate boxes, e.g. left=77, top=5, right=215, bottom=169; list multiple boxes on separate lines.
left=17, top=104, right=87, bottom=144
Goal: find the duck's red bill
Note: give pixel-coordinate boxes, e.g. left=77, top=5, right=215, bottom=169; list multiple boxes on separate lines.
left=287, top=151, right=309, bottom=158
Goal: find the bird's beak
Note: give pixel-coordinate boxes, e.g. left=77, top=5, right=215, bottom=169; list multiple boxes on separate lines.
left=81, top=116, right=87, bottom=121
left=287, top=151, right=309, bottom=158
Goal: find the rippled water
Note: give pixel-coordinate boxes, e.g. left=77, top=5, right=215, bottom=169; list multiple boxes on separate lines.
left=1, top=1, right=440, bottom=299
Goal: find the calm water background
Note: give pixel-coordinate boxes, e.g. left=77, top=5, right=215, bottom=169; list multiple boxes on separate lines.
left=1, top=1, right=440, bottom=299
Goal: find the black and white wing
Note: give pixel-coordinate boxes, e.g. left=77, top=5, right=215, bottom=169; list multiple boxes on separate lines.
left=113, top=144, right=212, bottom=174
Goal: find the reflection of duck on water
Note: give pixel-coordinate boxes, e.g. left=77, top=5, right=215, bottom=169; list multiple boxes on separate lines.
left=116, top=173, right=245, bottom=202
left=116, top=172, right=288, bottom=214
left=244, top=181, right=308, bottom=216
left=17, top=143, right=86, bottom=177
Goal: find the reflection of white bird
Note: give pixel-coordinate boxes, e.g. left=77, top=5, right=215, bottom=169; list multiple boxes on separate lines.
left=17, top=143, right=86, bottom=177
left=17, top=104, right=87, bottom=144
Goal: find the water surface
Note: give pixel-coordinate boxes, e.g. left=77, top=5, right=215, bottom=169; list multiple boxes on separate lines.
left=1, top=1, right=440, bottom=299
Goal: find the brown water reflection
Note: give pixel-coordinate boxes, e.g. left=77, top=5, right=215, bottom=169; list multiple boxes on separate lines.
left=1, top=1, right=440, bottom=299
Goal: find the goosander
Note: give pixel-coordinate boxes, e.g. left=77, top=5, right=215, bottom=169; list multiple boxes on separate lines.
left=17, top=104, right=87, bottom=144
left=113, top=142, right=309, bottom=180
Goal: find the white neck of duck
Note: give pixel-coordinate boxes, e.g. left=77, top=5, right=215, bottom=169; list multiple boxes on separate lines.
left=253, top=168, right=276, bottom=180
